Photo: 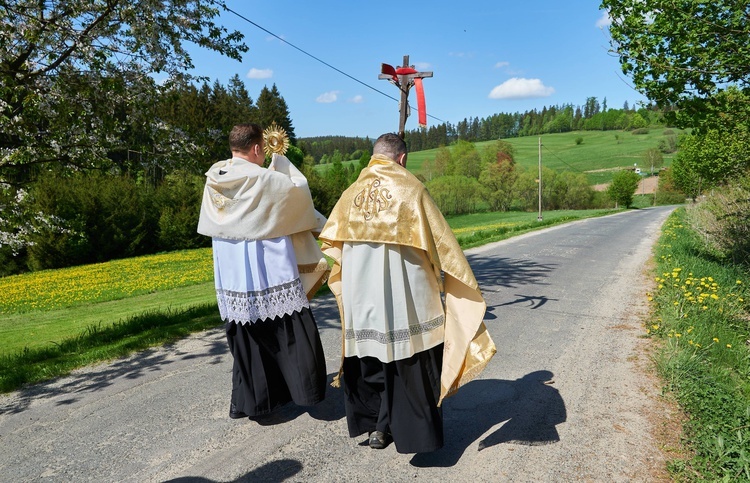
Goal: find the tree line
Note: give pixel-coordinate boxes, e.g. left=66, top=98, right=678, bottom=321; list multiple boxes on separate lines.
left=296, top=98, right=664, bottom=163
left=404, top=99, right=661, bottom=153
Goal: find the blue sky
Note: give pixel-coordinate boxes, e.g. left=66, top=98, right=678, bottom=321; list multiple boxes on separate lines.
left=183, top=1, right=646, bottom=139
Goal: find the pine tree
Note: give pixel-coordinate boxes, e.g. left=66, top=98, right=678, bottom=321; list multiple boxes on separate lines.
left=256, top=84, right=296, bottom=143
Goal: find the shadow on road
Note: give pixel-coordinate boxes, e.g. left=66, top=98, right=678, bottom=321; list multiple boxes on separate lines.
left=410, top=370, right=566, bottom=468
left=163, top=458, right=303, bottom=482
left=466, top=254, right=557, bottom=293
left=0, top=328, right=228, bottom=415
left=235, top=372, right=346, bottom=426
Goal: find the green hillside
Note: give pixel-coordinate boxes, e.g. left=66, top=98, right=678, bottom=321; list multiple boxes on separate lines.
left=405, top=128, right=682, bottom=185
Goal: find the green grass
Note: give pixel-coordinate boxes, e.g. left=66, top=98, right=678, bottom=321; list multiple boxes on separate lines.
left=406, top=128, right=681, bottom=185
left=0, top=208, right=622, bottom=392
left=448, top=209, right=618, bottom=248
left=0, top=303, right=221, bottom=393
left=0, top=282, right=216, bottom=354
left=0, top=248, right=213, bottom=314
left=647, top=209, right=750, bottom=480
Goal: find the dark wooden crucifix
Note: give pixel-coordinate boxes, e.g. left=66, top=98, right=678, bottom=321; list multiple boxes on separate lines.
left=378, top=55, right=433, bottom=139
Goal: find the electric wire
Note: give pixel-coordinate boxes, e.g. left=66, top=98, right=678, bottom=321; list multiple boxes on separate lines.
left=542, top=144, right=584, bottom=173
left=225, top=7, right=446, bottom=125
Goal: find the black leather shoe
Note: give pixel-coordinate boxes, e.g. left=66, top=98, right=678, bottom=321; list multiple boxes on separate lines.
left=369, top=431, right=391, bottom=449
left=229, top=403, right=248, bottom=419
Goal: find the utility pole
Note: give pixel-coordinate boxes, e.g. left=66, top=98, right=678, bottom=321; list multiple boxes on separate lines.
left=538, top=136, right=543, bottom=221
left=379, top=55, right=433, bottom=138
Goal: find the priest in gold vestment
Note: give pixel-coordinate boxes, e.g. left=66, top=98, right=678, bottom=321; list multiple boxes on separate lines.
left=319, top=133, right=496, bottom=453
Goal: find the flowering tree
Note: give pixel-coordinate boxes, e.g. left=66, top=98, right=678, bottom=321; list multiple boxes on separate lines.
left=0, top=1, right=247, bottom=271
left=0, top=0, right=247, bottom=186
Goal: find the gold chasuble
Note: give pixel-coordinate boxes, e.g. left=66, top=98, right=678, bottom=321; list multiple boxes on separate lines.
left=320, top=155, right=496, bottom=405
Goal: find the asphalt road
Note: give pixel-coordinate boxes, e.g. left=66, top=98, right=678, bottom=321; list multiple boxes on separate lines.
left=0, top=206, right=676, bottom=482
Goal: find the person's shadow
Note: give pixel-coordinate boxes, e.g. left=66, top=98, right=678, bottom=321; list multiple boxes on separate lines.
left=411, top=370, right=566, bottom=467
left=238, top=372, right=346, bottom=426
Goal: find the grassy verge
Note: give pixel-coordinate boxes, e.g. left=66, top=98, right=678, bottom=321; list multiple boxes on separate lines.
left=0, top=208, right=621, bottom=393
left=0, top=304, right=221, bottom=393
left=647, top=209, right=750, bottom=480
left=449, top=209, right=618, bottom=248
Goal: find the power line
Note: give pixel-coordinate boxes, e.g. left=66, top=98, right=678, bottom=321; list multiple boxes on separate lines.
left=541, top=144, right=584, bottom=173
left=224, top=7, right=445, bottom=125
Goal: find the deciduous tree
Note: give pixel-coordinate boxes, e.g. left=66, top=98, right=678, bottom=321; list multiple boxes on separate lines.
left=606, top=169, right=641, bottom=208
left=602, top=0, right=750, bottom=131
left=0, top=0, right=247, bottom=184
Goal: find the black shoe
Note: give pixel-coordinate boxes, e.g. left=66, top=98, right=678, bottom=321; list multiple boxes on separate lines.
left=369, top=431, right=391, bottom=449
left=229, top=403, right=248, bottom=419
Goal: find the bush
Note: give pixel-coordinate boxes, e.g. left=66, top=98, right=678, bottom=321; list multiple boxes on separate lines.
left=659, top=134, right=678, bottom=153
left=26, top=172, right=158, bottom=270
left=426, top=175, right=482, bottom=215
left=575, top=137, right=583, bottom=145
left=685, top=173, right=750, bottom=265
left=155, top=171, right=209, bottom=251
left=631, top=128, right=650, bottom=135
left=607, top=170, right=641, bottom=208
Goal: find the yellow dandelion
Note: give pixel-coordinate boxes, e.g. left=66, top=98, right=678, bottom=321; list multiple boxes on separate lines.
left=713, top=337, right=719, bottom=343
left=726, top=344, right=732, bottom=348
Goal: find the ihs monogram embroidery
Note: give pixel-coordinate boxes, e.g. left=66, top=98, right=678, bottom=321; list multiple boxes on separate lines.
left=353, top=179, right=392, bottom=220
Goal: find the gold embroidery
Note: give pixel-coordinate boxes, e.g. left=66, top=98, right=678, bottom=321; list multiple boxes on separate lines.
left=208, top=187, right=239, bottom=210
left=353, top=179, right=392, bottom=220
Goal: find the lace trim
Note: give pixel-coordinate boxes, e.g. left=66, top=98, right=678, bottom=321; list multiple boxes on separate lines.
left=217, top=278, right=309, bottom=324
left=345, top=314, right=445, bottom=345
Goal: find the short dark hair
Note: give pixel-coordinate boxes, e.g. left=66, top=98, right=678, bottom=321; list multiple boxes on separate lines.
left=373, top=133, right=407, bottom=161
left=229, top=123, right=263, bottom=152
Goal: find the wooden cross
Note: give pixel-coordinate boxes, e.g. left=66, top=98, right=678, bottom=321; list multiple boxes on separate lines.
left=378, top=55, right=433, bottom=139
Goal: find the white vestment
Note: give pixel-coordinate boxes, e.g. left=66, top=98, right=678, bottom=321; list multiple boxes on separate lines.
left=341, top=242, right=445, bottom=362
left=212, top=236, right=309, bottom=324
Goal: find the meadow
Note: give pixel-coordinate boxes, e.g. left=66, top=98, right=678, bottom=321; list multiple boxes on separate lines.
left=405, top=128, right=680, bottom=185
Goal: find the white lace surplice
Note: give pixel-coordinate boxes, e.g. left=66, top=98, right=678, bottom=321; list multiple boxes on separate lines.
left=341, top=242, right=445, bottom=363
left=212, top=236, right=309, bottom=324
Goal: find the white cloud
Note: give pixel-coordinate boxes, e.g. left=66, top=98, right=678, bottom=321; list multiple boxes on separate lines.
left=414, top=62, right=431, bottom=70
left=246, top=68, right=273, bottom=79
left=494, top=61, right=510, bottom=69
left=348, top=95, right=364, bottom=104
left=488, top=78, right=555, bottom=99
left=596, top=11, right=611, bottom=28
left=316, top=91, right=340, bottom=103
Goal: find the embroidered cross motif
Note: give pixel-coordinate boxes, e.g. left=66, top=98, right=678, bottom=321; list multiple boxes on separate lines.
left=353, top=179, right=392, bottom=220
